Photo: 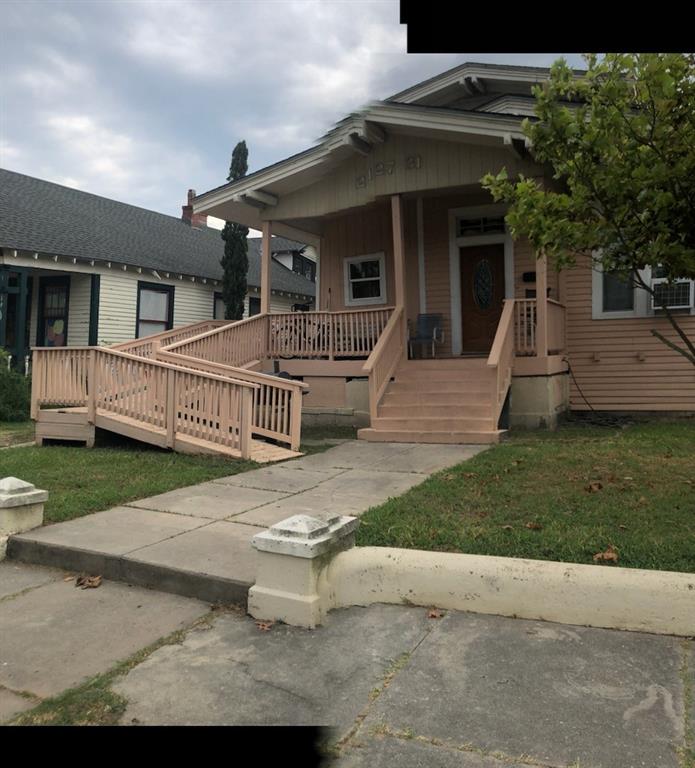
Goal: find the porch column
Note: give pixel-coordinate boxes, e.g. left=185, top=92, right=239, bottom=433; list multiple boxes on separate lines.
left=535, top=251, right=548, bottom=357
left=391, top=195, right=408, bottom=357
left=260, top=220, right=272, bottom=315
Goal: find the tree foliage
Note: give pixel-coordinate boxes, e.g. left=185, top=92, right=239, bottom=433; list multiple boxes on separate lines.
left=482, top=53, right=695, bottom=364
left=220, top=140, right=249, bottom=320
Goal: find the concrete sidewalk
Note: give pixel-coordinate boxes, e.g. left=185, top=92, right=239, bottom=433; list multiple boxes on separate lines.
left=0, top=560, right=209, bottom=722
left=8, top=442, right=486, bottom=604
left=112, top=602, right=691, bottom=767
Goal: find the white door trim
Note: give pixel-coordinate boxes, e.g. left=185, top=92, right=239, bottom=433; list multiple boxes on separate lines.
left=448, top=204, right=513, bottom=356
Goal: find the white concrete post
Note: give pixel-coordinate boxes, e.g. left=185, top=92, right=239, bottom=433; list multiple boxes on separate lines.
left=248, top=513, right=358, bottom=629
left=0, top=477, right=48, bottom=560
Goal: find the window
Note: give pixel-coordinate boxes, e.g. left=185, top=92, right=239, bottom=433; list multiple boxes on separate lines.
left=248, top=296, right=261, bottom=316
left=292, top=253, right=316, bottom=282
left=458, top=216, right=506, bottom=237
left=214, top=291, right=225, bottom=320
left=137, top=282, right=173, bottom=338
left=344, top=252, right=386, bottom=306
left=37, top=276, right=70, bottom=346
left=603, top=271, right=634, bottom=313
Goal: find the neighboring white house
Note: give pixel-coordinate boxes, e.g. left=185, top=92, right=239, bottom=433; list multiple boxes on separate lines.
left=0, top=170, right=315, bottom=368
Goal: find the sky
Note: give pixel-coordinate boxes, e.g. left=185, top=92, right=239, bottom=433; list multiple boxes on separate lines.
left=0, top=0, right=585, bottom=224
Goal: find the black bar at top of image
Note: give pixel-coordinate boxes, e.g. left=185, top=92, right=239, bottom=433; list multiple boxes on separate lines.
left=400, top=0, right=693, bottom=54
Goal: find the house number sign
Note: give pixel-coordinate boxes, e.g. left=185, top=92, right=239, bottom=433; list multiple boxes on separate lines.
left=355, top=155, right=422, bottom=189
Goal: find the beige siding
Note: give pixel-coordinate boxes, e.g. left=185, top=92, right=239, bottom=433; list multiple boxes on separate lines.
left=565, top=255, right=695, bottom=411
left=27, top=269, right=90, bottom=347
left=266, top=134, right=539, bottom=221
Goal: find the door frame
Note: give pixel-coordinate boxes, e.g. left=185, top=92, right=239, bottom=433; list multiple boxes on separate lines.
left=448, top=204, right=514, bottom=356
left=0, top=266, right=31, bottom=366
left=36, top=274, right=71, bottom=347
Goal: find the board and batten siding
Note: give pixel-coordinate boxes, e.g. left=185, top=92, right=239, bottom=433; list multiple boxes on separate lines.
left=264, top=134, right=539, bottom=221
left=564, top=255, right=695, bottom=411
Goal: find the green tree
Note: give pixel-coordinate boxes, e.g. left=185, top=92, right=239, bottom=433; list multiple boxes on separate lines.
left=482, top=53, right=695, bottom=365
left=220, top=140, right=249, bottom=320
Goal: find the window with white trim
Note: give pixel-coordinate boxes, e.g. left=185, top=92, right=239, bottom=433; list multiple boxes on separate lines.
left=344, top=252, right=386, bottom=306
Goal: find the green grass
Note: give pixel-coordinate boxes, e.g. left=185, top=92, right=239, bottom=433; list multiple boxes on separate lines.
left=0, top=420, right=34, bottom=448
left=357, top=421, right=695, bottom=573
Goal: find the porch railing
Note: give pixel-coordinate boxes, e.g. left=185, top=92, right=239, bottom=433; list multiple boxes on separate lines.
left=111, top=320, right=228, bottom=359
left=488, top=300, right=516, bottom=425
left=514, top=299, right=566, bottom=357
left=31, top=347, right=257, bottom=457
left=362, top=307, right=404, bottom=421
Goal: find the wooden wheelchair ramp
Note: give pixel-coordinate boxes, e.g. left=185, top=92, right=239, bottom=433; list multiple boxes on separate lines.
left=31, top=346, right=303, bottom=464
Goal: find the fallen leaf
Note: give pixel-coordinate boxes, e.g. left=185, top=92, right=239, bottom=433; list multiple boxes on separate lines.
left=593, top=545, right=619, bottom=564
left=75, top=574, right=102, bottom=589
left=618, top=524, right=628, bottom=530
left=586, top=481, right=603, bottom=493
left=63, top=574, right=75, bottom=582
left=525, top=522, right=543, bottom=530
left=256, top=620, right=274, bottom=632
left=427, top=608, right=445, bottom=619
left=637, top=496, right=648, bottom=505
left=501, top=524, right=514, bottom=531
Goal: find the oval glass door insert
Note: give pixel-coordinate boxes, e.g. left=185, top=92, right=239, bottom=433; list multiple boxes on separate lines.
left=473, top=259, right=493, bottom=309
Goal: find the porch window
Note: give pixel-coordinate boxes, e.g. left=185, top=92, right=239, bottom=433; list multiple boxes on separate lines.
left=344, top=252, right=386, bottom=306
left=137, top=282, right=174, bottom=338
left=458, top=216, right=506, bottom=237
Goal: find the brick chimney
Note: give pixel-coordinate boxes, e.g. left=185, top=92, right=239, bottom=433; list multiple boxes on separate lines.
left=181, top=189, right=208, bottom=228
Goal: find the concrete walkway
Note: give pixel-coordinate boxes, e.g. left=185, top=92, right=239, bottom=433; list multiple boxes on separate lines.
left=9, top=442, right=486, bottom=603
left=113, top=602, right=691, bottom=766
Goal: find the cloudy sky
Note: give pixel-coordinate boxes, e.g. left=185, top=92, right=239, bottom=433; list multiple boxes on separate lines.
left=1, top=0, right=584, bottom=221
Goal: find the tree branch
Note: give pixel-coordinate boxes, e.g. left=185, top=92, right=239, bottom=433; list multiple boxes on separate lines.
left=650, top=330, right=695, bottom=365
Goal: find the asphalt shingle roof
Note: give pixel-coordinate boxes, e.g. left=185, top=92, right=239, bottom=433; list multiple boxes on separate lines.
left=0, top=168, right=315, bottom=298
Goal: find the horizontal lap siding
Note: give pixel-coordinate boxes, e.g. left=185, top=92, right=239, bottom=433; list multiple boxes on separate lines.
left=565, top=256, right=695, bottom=411
left=319, top=203, right=394, bottom=312
left=99, top=271, right=217, bottom=346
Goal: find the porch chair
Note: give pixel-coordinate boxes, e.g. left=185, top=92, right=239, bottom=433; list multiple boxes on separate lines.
left=408, top=314, right=445, bottom=359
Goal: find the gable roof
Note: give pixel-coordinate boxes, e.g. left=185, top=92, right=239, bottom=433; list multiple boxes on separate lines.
left=0, top=168, right=314, bottom=298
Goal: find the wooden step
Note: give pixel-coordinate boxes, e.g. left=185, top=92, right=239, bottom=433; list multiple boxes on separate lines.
left=388, top=380, right=492, bottom=394
left=358, top=428, right=504, bottom=445
left=394, top=369, right=492, bottom=382
left=378, top=403, right=493, bottom=419
left=399, top=358, right=488, bottom=370
left=381, top=390, right=491, bottom=406
left=371, top=416, right=495, bottom=431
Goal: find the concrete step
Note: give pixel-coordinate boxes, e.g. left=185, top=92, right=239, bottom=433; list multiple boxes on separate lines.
left=378, top=403, right=493, bottom=419
left=371, top=416, right=496, bottom=431
left=358, top=428, right=504, bottom=444
left=381, top=390, right=491, bottom=406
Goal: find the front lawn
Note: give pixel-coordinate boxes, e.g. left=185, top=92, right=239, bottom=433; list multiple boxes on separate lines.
left=357, top=421, right=695, bottom=573
left=0, top=420, right=34, bottom=448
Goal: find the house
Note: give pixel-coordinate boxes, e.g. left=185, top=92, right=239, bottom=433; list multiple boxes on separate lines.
left=27, top=62, right=695, bottom=461
left=0, top=170, right=316, bottom=369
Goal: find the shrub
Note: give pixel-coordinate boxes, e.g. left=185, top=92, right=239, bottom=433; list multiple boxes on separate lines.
left=0, top=350, right=30, bottom=421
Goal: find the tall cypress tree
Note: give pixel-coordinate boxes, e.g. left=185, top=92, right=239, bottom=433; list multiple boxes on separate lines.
left=220, top=141, right=249, bottom=320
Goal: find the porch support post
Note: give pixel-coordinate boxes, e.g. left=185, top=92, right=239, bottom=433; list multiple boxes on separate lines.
left=391, top=195, right=408, bottom=359
left=261, top=220, right=272, bottom=315
left=535, top=251, right=548, bottom=357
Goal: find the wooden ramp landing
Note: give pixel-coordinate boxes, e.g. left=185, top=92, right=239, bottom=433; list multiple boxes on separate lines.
left=35, top=408, right=302, bottom=464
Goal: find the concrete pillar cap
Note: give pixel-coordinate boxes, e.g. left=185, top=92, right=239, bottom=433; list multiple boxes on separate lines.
left=0, top=477, right=49, bottom=509
left=252, top=514, right=358, bottom=559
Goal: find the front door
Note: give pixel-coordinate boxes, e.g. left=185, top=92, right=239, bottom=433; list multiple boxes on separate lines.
left=460, top=244, right=505, bottom=354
